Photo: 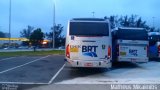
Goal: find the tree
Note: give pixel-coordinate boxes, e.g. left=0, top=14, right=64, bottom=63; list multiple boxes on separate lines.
left=46, top=24, right=65, bottom=48
left=20, top=26, right=34, bottom=39
left=120, top=15, right=130, bottom=27
left=30, top=28, right=45, bottom=46
left=156, top=28, right=160, bottom=32
left=105, top=16, right=116, bottom=29
left=0, top=31, right=5, bottom=38
left=105, top=15, right=152, bottom=31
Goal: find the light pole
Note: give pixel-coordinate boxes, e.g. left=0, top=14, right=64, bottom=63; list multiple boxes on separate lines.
left=92, top=12, right=95, bottom=18
left=52, top=0, right=56, bottom=49
left=152, top=17, right=155, bottom=28
left=9, top=0, right=12, bottom=47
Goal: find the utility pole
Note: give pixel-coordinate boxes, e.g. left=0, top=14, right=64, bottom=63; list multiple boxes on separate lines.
left=92, top=12, right=95, bottom=18
left=52, top=0, right=56, bottom=49
left=9, top=0, right=12, bottom=48
left=152, top=17, right=155, bottom=28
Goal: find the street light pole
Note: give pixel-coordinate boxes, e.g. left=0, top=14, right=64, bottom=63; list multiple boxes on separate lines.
left=152, top=17, right=155, bottom=28
left=52, top=0, right=56, bottom=49
left=9, top=0, right=12, bottom=47
left=92, top=12, right=95, bottom=18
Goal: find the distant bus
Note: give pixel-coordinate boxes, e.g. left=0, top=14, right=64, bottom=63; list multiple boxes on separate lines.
left=65, top=18, right=112, bottom=68
left=112, top=27, right=149, bottom=63
left=148, top=32, right=160, bottom=58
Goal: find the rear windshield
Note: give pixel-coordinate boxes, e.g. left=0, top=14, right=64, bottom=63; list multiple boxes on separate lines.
left=149, top=35, right=160, bottom=41
left=149, top=35, right=160, bottom=45
left=69, top=22, right=109, bottom=36
left=112, top=29, right=148, bottom=40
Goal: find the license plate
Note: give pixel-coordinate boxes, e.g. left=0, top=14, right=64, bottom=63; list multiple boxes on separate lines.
left=70, top=47, right=79, bottom=52
left=120, top=52, right=126, bottom=56
left=131, top=58, right=137, bottom=62
left=84, top=62, right=93, bottom=67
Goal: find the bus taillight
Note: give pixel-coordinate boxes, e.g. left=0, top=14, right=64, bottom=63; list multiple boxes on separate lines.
left=158, top=45, right=160, bottom=52
left=108, top=46, right=111, bottom=59
left=158, top=45, right=160, bottom=57
left=66, top=44, right=70, bottom=58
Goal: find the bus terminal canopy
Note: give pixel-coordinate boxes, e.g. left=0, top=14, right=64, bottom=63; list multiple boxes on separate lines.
left=0, top=38, right=29, bottom=41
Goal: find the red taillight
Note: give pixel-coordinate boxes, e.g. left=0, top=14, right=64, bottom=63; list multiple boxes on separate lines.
left=108, top=46, right=111, bottom=59
left=158, top=45, right=160, bottom=57
left=158, top=45, right=160, bottom=53
left=66, top=44, right=70, bottom=58
left=117, top=44, right=119, bottom=56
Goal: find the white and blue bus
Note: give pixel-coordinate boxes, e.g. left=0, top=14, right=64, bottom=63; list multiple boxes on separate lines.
left=112, top=27, right=149, bottom=63
left=148, top=32, right=160, bottom=59
left=65, top=18, right=112, bottom=68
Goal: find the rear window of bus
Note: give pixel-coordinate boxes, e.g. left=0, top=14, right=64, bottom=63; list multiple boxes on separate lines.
left=69, top=22, right=109, bottom=36
left=112, top=29, right=148, bottom=40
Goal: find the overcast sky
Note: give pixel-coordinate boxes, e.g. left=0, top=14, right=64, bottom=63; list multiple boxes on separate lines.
left=0, top=0, right=160, bottom=37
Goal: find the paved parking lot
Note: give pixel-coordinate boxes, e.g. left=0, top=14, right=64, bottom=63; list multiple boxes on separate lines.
left=54, top=61, right=160, bottom=84
left=0, top=55, right=160, bottom=90
left=0, top=55, right=64, bottom=87
left=26, top=60, right=160, bottom=90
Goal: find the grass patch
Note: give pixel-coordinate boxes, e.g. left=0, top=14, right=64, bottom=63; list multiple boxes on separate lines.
left=0, top=50, right=65, bottom=57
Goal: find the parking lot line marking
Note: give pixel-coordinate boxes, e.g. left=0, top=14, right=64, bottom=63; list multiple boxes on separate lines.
left=0, top=55, right=50, bottom=74
left=48, top=64, right=65, bottom=84
left=0, top=82, right=49, bottom=85
left=0, top=57, right=16, bottom=62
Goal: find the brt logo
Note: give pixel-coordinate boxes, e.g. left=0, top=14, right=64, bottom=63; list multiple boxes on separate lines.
left=82, top=46, right=98, bottom=57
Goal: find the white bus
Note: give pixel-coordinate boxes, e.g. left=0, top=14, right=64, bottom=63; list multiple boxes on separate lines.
left=112, top=27, right=149, bottom=63
left=65, top=18, right=112, bottom=68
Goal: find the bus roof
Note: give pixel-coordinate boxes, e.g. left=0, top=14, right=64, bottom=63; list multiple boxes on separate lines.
left=118, top=27, right=145, bottom=30
left=71, top=18, right=106, bottom=21
left=148, top=32, right=160, bottom=36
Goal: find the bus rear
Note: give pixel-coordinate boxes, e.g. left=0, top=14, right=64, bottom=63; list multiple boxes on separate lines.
left=148, top=32, right=160, bottom=58
left=65, top=18, right=112, bottom=68
left=116, top=40, right=148, bottom=62
left=112, top=27, right=149, bottom=63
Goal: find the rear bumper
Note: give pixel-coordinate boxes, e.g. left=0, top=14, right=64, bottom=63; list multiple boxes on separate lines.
left=65, top=59, right=112, bottom=68
left=149, top=53, right=160, bottom=58
left=118, top=57, right=148, bottom=63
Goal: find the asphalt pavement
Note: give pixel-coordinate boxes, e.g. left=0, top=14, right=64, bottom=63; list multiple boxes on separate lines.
left=0, top=55, right=160, bottom=90
left=0, top=55, right=65, bottom=90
